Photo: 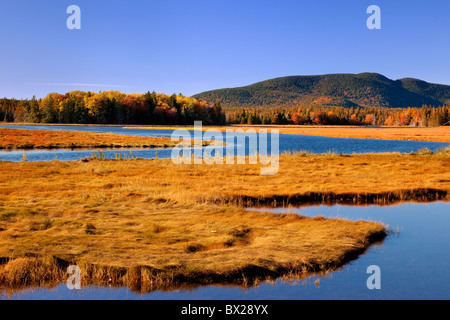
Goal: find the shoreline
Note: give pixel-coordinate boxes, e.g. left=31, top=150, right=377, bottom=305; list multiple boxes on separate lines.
left=1, top=123, right=450, bottom=143
left=0, top=127, right=177, bottom=150
left=0, top=228, right=387, bottom=293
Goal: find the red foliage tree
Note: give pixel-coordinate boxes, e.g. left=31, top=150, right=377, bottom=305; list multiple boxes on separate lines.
left=291, top=113, right=300, bottom=125
left=349, top=113, right=359, bottom=125
left=364, top=114, right=375, bottom=125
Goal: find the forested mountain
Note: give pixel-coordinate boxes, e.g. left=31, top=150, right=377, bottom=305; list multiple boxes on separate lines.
left=194, top=73, right=450, bottom=109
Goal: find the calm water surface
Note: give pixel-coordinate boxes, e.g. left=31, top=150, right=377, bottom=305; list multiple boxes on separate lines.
left=2, top=202, right=449, bottom=300
left=0, top=124, right=448, bottom=162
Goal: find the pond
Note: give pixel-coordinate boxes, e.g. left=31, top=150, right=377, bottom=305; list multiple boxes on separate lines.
left=2, top=201, right=449, bottom=300
left=0, top=124, right=448, bottom=162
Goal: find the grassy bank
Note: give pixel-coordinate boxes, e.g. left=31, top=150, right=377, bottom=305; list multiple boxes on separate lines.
left=0, top=128, right=178, bottom=150
left=232, top=125, right=450, bottom=143
left=3, top=123, right=450, bottom=143
left=1, top=149, right=449, bottom=290
left=4, top=153, right=431, bottom=290
left=122, top=125, right=450, bottom=143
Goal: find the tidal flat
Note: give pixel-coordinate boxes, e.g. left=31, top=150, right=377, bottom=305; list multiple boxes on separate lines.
left=1, top=149, right=449, bottom=291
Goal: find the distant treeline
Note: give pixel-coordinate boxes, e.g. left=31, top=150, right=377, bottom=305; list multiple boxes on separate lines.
left=1, top=91, right=449, bottom=127
left=0, top=91, right=226, bottom=125
left=226, top=105, right=450, bottom=127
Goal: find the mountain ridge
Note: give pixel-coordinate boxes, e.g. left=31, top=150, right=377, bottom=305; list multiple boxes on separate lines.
left=193, top=73, right=450, bottom=109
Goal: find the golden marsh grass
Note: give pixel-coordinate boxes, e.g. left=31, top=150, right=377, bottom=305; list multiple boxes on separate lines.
left=124, top=125, right=450, bottom=143
left=7, top=152, right=440, bottom=289
left=0, top=127, right=177, bottom=150
left=1, top=148, right=449, bottom=290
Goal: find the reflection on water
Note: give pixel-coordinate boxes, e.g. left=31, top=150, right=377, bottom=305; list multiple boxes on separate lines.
left=2, top=202, right=449, bottom=300
left=0, top=124, right=449, bottom=162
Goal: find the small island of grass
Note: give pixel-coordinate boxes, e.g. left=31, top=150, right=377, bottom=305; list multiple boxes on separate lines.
left=0, top=127, right=178, bottom=150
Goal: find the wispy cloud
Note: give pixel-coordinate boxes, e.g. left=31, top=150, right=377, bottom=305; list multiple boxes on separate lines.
left=32, top=83, right=133, bottom=89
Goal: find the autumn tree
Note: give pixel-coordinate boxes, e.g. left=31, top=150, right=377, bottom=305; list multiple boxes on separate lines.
left=364, top=114, right=375, bottom=126
left=349, top=113, right=359, bottom=125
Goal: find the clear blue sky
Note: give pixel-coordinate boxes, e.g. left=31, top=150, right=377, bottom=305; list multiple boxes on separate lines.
left=1, top=0, right=449, bottom=99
